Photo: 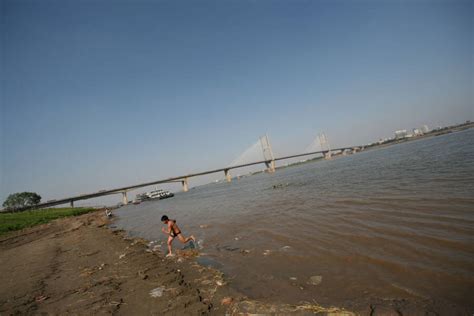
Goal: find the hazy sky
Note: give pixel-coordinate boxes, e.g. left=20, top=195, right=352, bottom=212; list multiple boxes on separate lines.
left=1, top=0, right=473, bottom=205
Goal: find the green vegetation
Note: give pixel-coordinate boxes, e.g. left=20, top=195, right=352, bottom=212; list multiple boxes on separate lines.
left=0, top=207, right=97, bottom=235
left=2, top=192, right=42, bottom=211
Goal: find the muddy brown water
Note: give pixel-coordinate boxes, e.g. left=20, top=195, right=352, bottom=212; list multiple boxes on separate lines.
left=115, top=129, right=474, bottom=314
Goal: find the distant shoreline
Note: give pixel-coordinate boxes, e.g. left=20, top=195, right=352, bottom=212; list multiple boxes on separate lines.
left=275, top=121, right=474, bottom=170
left=362, top=121, right=473, bottom=151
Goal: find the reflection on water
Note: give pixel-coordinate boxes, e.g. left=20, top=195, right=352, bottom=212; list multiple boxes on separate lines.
left=115, top=129, right=474, bottom=313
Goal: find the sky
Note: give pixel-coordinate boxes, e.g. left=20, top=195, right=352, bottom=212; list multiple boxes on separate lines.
left=1, top=0, right=473, bottom=205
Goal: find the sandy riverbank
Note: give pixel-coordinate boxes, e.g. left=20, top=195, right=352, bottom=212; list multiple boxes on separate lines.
left=0, top=210, right=354, bottom=315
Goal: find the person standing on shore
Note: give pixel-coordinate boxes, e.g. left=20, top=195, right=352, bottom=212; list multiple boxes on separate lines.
left=161, top=215, right=195, bottom=257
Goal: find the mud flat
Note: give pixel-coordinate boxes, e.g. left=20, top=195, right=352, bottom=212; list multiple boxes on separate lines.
left=0, top=211, right=353, bottom=315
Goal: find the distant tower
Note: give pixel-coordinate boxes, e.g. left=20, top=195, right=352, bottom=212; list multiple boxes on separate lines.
left=318, top=132, right=332, bottom=159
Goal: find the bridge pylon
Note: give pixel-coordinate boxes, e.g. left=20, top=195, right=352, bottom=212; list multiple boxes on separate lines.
left=318, top=133, right=332, bottom=160
left=260, top=134, right=276, bottom=173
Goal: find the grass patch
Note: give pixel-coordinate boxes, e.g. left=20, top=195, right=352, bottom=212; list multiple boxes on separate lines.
left=0, top=207, right=98, bottom=235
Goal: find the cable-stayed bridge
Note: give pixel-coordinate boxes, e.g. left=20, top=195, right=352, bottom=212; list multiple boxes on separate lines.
left=19, top=133, right=364, bottom=210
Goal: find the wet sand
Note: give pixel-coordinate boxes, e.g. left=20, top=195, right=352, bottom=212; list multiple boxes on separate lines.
left=0, top=211, right=354, bottom=315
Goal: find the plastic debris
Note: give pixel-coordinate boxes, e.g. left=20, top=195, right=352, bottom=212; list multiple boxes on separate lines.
left=221, top=297, right=233, bottom=305
left=263, top=250, right=271, bottom=256
left=119, top=254, right=126, bottom=259
left=290, top=277, right=297, bottom=281
left=308, top=275, right=322, bottom=286
left=138, top=270, right=148, bottom=280
left=197, top=240, right=204, bottom=249
left=149, top=286, right=165, bottom=298
left=35, top=295, right=49, bottom=302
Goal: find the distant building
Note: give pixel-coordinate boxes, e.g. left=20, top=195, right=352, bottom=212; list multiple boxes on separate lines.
left=421, top=125, right=430, bottom=133
left=395, top=129, right=407, bottom=139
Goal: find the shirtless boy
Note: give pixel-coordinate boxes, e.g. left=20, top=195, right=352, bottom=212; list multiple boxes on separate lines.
left=161, top=215, right=195, bottom=257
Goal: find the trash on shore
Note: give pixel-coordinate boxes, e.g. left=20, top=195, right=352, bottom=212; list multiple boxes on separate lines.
left=289, top=277, right=297, bottom=281
left=35, top=295, right=49, bottom=302
left=149, top=286, right=165, bottom=298
left=308, top=275, right=322, bottom=285
left=147, top=240, right=162, bottom=252
left=199, top=278, right=211, bottom=285
left=197, top=239, right=204, bottom=249
left=138, top=270, right=148, bottom=280
left=229, top=299, right=355, bottom=315
left=263, top=249, right=271, bottom=256
left=221, top=297, right=233, bottom=305
left=79, top=267, right=95, bottom=277
left=108, top=299, right=123, bottom=306
left=199, top=224, right=209, bottom=229
left=119, top=253, right=126, bottom=259
left=280, top=245, right=291, bottom=251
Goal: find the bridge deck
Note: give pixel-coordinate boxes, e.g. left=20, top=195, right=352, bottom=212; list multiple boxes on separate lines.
left=18, top=146, right=357, bottom=210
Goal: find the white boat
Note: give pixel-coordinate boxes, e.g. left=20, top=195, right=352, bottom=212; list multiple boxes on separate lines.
left=135, top=188, right=174, bottom=202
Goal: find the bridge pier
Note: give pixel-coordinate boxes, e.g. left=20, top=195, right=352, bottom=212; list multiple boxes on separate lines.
left=122, top=192, right=128, bottom=205
left=70, top=200, right=74, bottom=208
left=323, top=151, right=332, bottom=160
left=265, top=160, right=276, bottom=173
left=181, top=177, right=189, bottom=192
left=224, top=169, right=231, bottom=182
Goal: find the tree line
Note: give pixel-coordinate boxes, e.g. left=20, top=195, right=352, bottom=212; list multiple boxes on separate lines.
left=2, top=192, right=41, bottom=211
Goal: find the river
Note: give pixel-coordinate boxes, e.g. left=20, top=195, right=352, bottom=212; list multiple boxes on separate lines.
left=115, top=128, right=474, bottom=314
